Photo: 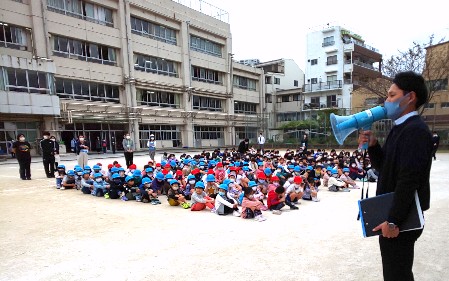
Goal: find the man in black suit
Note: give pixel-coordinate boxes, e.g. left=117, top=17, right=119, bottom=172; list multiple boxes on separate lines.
left=431, top=131, right=440, bottom=160
left=359, top=71, right=432, bottom=281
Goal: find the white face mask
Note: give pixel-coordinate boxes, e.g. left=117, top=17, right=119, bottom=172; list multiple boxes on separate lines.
left=172, top=186, right=179, bottom=190
left=79, top=138, right=84, bottom=141
left=43, top=136, right=49, bottom=139
left=50, top=138, right=55, bottom=142
left=189, top=180, right=195, bottom=185
left=19, top=137, right=25, bottom=141
left=126, top=136, right=130, bottom=139
left=96, top=178, right=102, bottom=182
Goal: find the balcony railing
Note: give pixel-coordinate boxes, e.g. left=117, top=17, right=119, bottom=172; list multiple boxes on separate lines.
left=303, top=80, right=342, bottom=92
left=322, top=41, right=335, bottom=47
left=353, top=60, right=377, bottom=71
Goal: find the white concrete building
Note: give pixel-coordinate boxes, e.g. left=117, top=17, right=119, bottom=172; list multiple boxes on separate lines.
left=0, top=0, right=264, bottom=153
left=304, top=25, right=382, bottom=118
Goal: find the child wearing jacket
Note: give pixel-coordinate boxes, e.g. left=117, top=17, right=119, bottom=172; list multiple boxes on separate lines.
left=190, top=182, right=215, bottom=212
left=241, top=185, right=267, bottom=222
left=214, top=183, right=240, bottom=216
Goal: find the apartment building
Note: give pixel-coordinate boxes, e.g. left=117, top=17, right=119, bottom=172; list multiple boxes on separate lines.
left=0, top=0, right=264, bottom=153
left=304, top=25, right=382, bottom=119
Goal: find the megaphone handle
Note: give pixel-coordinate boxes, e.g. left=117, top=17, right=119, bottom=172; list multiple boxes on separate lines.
left=359, top=126, right=371, bottom=151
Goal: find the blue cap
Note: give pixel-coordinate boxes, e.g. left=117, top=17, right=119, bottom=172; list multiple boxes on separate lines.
left=83, top=170, right=90, bottom=175
left=218, top=183, right=228, bottom=191
left=84, top=165, right=91, bottom=170
left=195, top=182, right=205, bottom=189
left=234, top=162, right=241, bottom=167
left=187, top=174, right=196, bottom=180
left=183, top=159, right=190, bottom=165
left=170, top=160, right=177, bottom=167
left=112, top=173, right=120, bottom=179
left=118, top=167, right=125, bottom=172
left=155, top=172, right=164, bottom=181
left=223, top=179, right=231, bottom=186
left=294, top=166, right=301, bottom=172
left=257, top=161, right=263, bottom=166
left=331, top=168, right=338, bottom=175
left=67, top=170, right=75, bottom=176
left=165, top=174, right=174, bottom=180
left=169, top=179, right=179, bottom=185
left=206, top=174, right=215, bottom=182
left=111, top=167, right=119, bottom=173
left=242, top=166, right=249, bottom=171
left=142, top=177, right=152, bottom=184
left=264, top=168, right=272, bottom=175
left=57, top=164, right=65, bottom=169
left=288, top=164, right=295, bottom=169
left=133, top=170, right=141, bottom=177
left=93, top=165, right=100, bottom=170
left=94, top=173, right=102, bottom=178
left=343, top=167, right=350, bottom=172
left=125, top=175, right=134, bottom=182
left=161, top=160, right=167, bottom=167
left=248, top=181, right=257, bottom=188
left=145, top=167, right=153, bottom=173
left=307, top=166, right=313, bottom=171
left=75, top=167, right=83, bottom=172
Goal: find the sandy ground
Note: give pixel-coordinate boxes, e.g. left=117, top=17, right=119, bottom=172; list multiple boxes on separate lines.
left=0, top=151, right=448, bottom=281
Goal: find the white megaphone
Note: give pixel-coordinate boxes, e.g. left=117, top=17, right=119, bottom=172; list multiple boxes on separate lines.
left=330, top=106, right=387, bottom=150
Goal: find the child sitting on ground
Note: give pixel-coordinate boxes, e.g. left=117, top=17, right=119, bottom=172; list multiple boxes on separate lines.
left=92, top=172, right=109, bottom=197
left=241, top=185, right=267, bottom=222
left=108, top=173, right=124, bottom=199
left=167, top=179, right=190, bottom=208
left=61, top=170, right=76, bottom=190
left=140, top=177, right=160, bottom=204
left=214, top=183, right=240, bottom=216
left=302, top=178, right=320, bottom=202
left=339, top=167, right=360, bottom=189
left=81, top=170, right=94, bottom=194
left=285, top=176, right=303, bottom=208
left=267, top=185, right=286, bottom=215
left=191, top=182, right=215, bottom=212
left=55, top=164, right=66, bottom=189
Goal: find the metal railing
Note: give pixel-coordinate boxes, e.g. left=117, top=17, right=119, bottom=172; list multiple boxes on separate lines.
left=172, top=0, right=229, bottom=23
left=303, top=80, right=342, bottom=92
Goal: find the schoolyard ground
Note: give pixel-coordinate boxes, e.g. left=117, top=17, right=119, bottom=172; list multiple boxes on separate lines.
left=0, top=150, right=448, bottom=281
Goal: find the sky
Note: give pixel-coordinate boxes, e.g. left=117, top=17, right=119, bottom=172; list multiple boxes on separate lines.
left=202, top=0, right=449, bottom=70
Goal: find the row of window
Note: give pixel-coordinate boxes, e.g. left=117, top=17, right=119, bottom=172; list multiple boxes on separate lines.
left=310, top=55, right=338, bottom=66
left=234, top=101, right=257, bottom=114
left=0, top=23, right=27, bottom=50
left=130, top=16, right=177, bottom=45
left=53, top=35, right=116, bottom=65
left=55, top=78, right=119, bottom=103
left=192, top=66, right=223, bottom=85
left=192, top=95, right=222, bottom=112
left=134, top=54, right=178, bottom=77
left=190, top=35, right=222, bottom=57
left=194, top=126, right=224, bottom=140
left=233, top=76, right=256, bottom=91
left=47, top=0, right=113, bottom=27
left=235, top=127, right=258, bottom=140
left=1, top=67, right=52, bottom=94
left=277, top=112, right=301, bottom=122
left=139, top=125, right=180, bottom=141
left=136, top=88, right=180, bottom=108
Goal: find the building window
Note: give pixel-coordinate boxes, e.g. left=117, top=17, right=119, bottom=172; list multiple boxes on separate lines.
left=441, top=102, right=449, bottom=108
left=234, top=101, right=257, bottom=114
left=191, top=66, right=222, bottom=85
left=277, top=112, right=300, bottom=122
left=134, top=54, right=178, bottom=77
left=235, top=127, right=257, bottom=140
left=326, top=55, right=338, bottom=65
left=2, top=67, right=52, bottom=94
left=53, top=35, right=116, bottom=65
left=47, top=0, right=113, bottom=27
left=311, top=78, right=318, bottom=84
left=427, top=79, right=448, bottom=91
left=265, top=94, right=272, bottom=103
left=136, top=88, right=179, bottom=108
left=274, top=77, right=280, bottom=84
left=265, top=76, right=272, bottom=84
left=326, top=95, right=337, bottom=107
left=310, top=59, right=318, bottom=65
left=190, top=35, right=222, bottom=57
left=310, top=97, right=320, bottom=108
left=192, top=95, right=222, bottom=112
left=293, top=94, right=301, bottom=101
left=233, top=75, right=256, bottom=91
left=0, top=23, right=28, bottom=50
left=55, top=77, right=119, bottom=103
left=139, top=124, right=180, bottom=147
left=130, top=16, right=177, bottom=45
left=194, top=126, right=223, bottom=139
left=424, top=103, right=435, bottom=109
left=322, top=36, right=335, bottom=47
left=294, top=80, right=298, bottom=87
left=281, top=95, right=290, bottom=102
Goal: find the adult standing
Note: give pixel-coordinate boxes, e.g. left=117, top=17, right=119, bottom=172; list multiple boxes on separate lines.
left=147, top=134, right=156, bottom=161
left=301, top=134, right=308, bottom=152
left=102, top=138, right=107, bottom=154
left=95, top=137, right=101, bottom=154
left=40, top=132, right=56, bottom=178
left=123, top=133, right=135, bottom=168
left=8, top=139, right=16, bottom=158
left=111, top=136, right=116, bottom=154
left=76, top=135, right=90, bottom=168
left=70, top=136, right=77, bottom=154
left=12, top=134, right=32, bottom=180
left=431, top=131, right=440, bottom=160
left=237, top=138, right=249, bottom=155
left=257, top=132, right=265, bottom=152
left=359, top=71, right=432, bottom=281
left=50, top=135, right=60, bottom=171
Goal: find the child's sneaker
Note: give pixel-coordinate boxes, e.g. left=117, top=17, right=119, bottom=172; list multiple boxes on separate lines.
left=272, top=210, right=282, bottom=215
left=255, top=215, right=267, bottom=222
left=260, top=205, right=268, bottom=211
left=121, top=195, right=128, bottom=201
left=142, top=198, right=149, bottom=203
left=181, top=202, right=190, bottom=209
left=210, top=207, right=216, bottom=213
left=232, top=210, right=240, bottom=217
left=289, top=205, right=299, bottom=210
left=104, top=193, right=110, bottom=199
left=60, top=186, right=65, bottom=190
left=312, top=197, right=320, bottom=202
left=135, top=195, right=142, bottom=202
left=150, top=199, right=158, bottom=205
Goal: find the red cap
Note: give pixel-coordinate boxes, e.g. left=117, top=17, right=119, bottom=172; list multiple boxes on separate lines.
left=164, top=163, right=171, bottom=168
left=97, top=163, right=102, bottom=166
left=230, top=166, right=238, bottom=171
left=176, top=170, right=183, bottom=176
left=191, top=168, right=200, bottom=175
left=115, top=164, right=121, bottom=168
left=156, top=163, right=161, bottom=167
left=107, top=164, right=113, bottom=169
left=217, top=162, right=223, bottom=167
left=129, top=164, right=137, bottom=169
left=162, top=169, right=168, bottom=175
left=257, top=172, right=266, bottom=180
left=271, top=176, right=280, bottom=182
left=294, top=176, right=303, bottom=184
left=207, top=169, right=214, bottom=175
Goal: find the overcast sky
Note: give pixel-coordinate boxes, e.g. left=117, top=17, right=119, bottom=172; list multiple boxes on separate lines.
left=203, top=0, right=449, bottom=70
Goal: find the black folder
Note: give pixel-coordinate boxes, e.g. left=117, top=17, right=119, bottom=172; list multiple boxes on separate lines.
left=358, top=191, right=424, bottom=237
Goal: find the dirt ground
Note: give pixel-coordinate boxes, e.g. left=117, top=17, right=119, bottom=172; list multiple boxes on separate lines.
left=0, top=151, right=448, bottom=281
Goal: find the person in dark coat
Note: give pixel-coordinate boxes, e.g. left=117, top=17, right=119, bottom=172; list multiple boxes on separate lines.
left=12, top=134, right=32, bottom=180
left=431, top=131, right=440, bottom=160
left=238, top=138, right=249, bottom=155
left=40, top=131, right=56, bottom=178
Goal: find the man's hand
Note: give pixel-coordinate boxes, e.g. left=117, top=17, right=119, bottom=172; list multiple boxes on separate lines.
left=358, top=130, right=377, bottom=148
left=373, top=221, right=399, bottom=238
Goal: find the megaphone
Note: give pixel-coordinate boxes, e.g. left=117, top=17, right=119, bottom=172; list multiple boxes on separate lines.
left=330, top=106, right=386, bottom=149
